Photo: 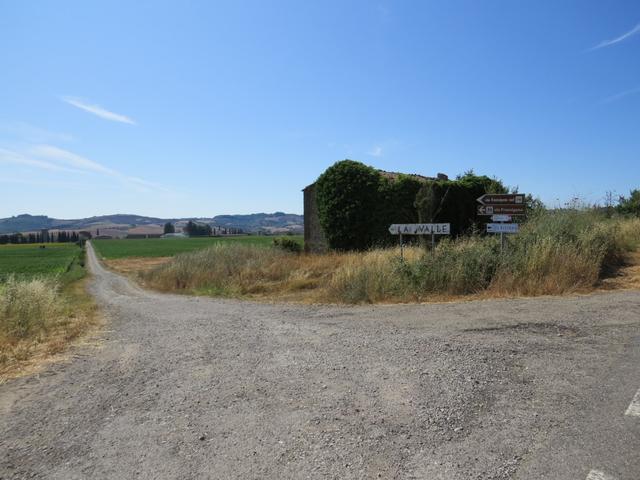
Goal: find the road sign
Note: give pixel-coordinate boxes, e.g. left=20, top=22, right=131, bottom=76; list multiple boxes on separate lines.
left=477, top=193, right=525, bottom=205
left=487, top=223, right=519, bottom=234
left=388, top=223, right=450, bottom=235
left=477, top=204, right=526, bottom=216
left=491, top=214, right=512, bottom=222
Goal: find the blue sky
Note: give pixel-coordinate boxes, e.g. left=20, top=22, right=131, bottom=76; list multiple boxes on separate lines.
left=1, top=1, right=639, bottom=218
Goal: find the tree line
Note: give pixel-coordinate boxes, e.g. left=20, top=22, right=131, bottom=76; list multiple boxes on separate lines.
left=0, top=231, right=85, bottom=245
left=172, top=221, right=244, bottom=236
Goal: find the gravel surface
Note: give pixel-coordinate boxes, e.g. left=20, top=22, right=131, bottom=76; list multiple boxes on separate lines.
left=1, top=242, right=639, bottom=479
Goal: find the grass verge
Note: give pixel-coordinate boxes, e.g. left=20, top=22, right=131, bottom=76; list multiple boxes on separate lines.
left=139, top=211, right=640, bottom=304
left=0, top=247, right=99, bottom=381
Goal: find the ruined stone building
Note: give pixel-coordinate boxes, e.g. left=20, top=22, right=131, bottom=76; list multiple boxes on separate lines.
left=303, top=170, right=447, bottom=253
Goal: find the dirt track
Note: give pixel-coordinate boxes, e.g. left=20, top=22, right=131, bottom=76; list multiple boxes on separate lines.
left=1, top=243, right=639, bottom=479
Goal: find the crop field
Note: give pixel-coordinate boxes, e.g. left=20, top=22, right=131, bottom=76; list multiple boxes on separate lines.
left=92, top=235, right=303, bottom=259
left=0, top=243, right=82, bottom=280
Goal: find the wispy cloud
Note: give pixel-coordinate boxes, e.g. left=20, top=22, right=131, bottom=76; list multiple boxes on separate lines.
left=61, top=96, right=136, bottom=125
left=591, top=22, right=640, bottom=50
left=368, top=145, right=383, bottom=157
left=0, top=121, right=74, bottom=143
left=601, top=86, right=640, bottom=104
left=31, top=145, right=117, bottom=175
left=0, top=147, right=83, bottom=174
left=30, top=145, right=166, bottom=192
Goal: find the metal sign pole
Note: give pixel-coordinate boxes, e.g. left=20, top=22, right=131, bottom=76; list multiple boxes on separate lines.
left=399, top=233, right=404, bottom=260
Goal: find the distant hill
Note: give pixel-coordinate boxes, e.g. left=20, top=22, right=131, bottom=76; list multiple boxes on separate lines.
left=0, top=213, right=303, bottom=235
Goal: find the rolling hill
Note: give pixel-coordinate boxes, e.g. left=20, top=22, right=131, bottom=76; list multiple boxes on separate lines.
left=0, top=213, right=304, bottom=235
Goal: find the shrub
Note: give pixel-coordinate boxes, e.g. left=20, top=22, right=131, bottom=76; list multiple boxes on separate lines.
left=415, top=172, right=508, bottom=235
left=315, top=160, right=385, bottom=251
left=273, top=237, right=302, bottom=253
left=618, top=189, right=640, bottom=216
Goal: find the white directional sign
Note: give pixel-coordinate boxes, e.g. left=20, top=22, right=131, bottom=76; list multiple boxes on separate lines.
left=487, top=223, right=519, bottom=234
left=388, top=223, right=450, bottom=235
left=491, top=214, right=512, bottom=222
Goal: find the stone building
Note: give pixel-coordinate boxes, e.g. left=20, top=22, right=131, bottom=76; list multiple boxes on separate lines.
left=302, top=182, right=328, bottom=253
left=303, top=169, right=448, bottom=253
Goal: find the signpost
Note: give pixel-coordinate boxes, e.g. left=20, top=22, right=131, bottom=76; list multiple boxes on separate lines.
left=388, top=223, right=451, bottom=259
left=388, top=224, right=450, bottom=235
left=477, top=193, right=525, bottom=205
left=487, top=223, right=519, bottom=234
left=477, top=193, right=527, bottom=252
left=477, top=204, right=526, bottom=216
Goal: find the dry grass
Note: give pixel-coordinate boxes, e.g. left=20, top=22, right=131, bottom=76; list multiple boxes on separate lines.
left=0, top=275, right=99, bottom=381
left=599, top=251, right=640, bottom=291
left=105, top=257, right=171, bottom=275
left=138, top=212, right=640, bottom=304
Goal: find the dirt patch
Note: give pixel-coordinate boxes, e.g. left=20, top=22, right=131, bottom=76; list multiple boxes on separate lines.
left=104, top=257, right=171, bottom=275
left=599, top=251, right=640, bottom=291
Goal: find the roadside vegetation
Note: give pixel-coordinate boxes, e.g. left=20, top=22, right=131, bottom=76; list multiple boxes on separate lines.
left=0, top=244, right=97, bottom=379
left=140, top=210, right=640, bottom=304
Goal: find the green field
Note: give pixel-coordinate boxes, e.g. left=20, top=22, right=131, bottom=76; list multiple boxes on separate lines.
left=0, top=243, right=83, bottom=279
left=92, top=235, right=303, bottom=259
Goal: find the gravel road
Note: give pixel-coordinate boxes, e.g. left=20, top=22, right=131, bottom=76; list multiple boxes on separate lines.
left=1, top=243, right=639, bottom=479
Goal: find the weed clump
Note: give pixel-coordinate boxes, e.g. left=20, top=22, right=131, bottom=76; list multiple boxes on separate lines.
left=0, top=276, right=62, bottom=339
left=273, top=237, right=302, bottom=253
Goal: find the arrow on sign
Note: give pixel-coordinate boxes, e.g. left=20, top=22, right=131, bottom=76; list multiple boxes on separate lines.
left=477, top=193, right=525, bottom=205
left=477, top=204, right=526, bottom=216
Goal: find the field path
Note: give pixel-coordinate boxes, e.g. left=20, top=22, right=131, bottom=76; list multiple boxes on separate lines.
left=1, top=242, right=640, bottom=479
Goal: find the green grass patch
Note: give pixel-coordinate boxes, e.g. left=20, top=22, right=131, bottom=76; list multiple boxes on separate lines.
left=0, top=243, right=83, bottom=280
left=92, top=235, right=302, bottom=259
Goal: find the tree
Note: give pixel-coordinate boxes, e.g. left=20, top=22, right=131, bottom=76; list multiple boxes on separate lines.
left=415, top=172, right=509, bottom=236
left=618, top=189, right=640, bottom=216
left=164, top=222, right=175, bottom=234
left=315, top=160, right=384, bottom=251
left=184, top=221, right=212, bottom=236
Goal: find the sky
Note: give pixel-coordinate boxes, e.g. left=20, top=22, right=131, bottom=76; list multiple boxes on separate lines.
left=1, top=0, right=639, bottom=218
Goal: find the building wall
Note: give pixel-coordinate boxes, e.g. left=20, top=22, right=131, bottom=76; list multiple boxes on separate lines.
left=303, top=183, right=328, bottom=253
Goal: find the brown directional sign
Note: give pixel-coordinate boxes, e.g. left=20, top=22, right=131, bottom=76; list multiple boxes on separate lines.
left=477, top=204, right=526, bottom=216
left=477, top=193, right=525, bottom=205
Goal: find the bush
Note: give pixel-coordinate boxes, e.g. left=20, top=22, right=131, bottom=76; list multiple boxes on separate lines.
left=273, top=237, right=302, bottom=253
left=415, top=172, right=508, bottom=235
left=618, top=189, right=640, bottom=216
left=315, top=160, right=384, bottom=251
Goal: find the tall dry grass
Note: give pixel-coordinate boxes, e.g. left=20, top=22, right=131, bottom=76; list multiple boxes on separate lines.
left=142, top=211, right=640, bottom=304
left=0, top=276, right=62, bottom=339
left=0, top=275, right=97, bottom=377
left=144, top=243, right=345, bottom=298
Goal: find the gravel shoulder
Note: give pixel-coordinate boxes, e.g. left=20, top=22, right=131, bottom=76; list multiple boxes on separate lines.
left=1, top=242, right=639, bottom=479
